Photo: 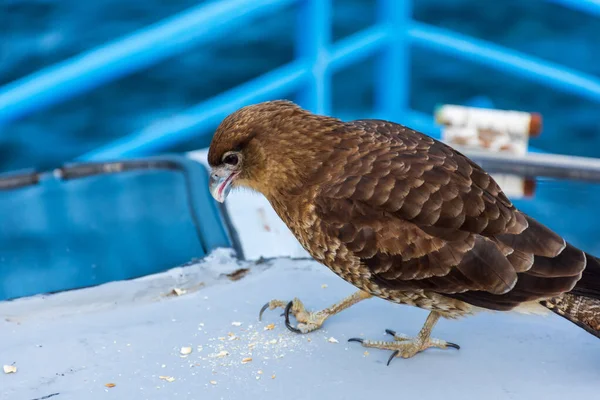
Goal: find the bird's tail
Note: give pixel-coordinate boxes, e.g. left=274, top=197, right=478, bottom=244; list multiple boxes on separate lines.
left=540, top=252, right=600, bottom=339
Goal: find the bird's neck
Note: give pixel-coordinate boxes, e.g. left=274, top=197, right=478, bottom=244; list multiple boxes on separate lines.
left=256, top=122, right=345, bottom=198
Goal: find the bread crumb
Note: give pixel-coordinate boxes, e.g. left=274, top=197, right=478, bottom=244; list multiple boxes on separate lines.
left=241, top=357, right=253, bottom=364
left=321, top=284, right=328, bottom=289
left=232, top=321, right=242, bottom=326
left=105, top=383, right=116, bottom=388
left=210, top=380, right=217, bottom=385
left=180, top=346, right=193, bottom=356
left=264, top=323, right=275, bottom=331
left=3, top=365, right=16, bottom=374
left=271, top=374, right=276, bottom=379
left=328, top=337, right=339, bottom=343
left=159, top=376, right=175, bottom=383
left=214, top=350, right=229, bottom=358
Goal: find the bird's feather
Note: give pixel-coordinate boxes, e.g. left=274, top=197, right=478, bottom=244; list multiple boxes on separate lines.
left=313, top=119, right=585, bottom=311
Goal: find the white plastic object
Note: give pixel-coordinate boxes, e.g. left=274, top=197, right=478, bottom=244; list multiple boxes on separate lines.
left=435, top=104, right=541, bottom=199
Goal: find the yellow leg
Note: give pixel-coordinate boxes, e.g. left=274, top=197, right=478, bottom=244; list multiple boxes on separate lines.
left=259, top=290, right=372, bottom=333
left=348, top=311, right=459, bottom=365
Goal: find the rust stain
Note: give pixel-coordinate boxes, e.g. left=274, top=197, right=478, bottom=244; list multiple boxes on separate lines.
left=224, top=268, right=250, bottom=281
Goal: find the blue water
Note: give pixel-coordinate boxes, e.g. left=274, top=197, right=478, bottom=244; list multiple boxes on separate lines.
left=2, top=0, right=600, bottom=253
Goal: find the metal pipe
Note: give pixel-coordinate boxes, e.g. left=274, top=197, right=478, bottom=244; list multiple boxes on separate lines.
left=328, top=26, right=388, bottom=71
left=409, top=22, right=600, bottom=103
left=295, top=0, right=331, bottom=115
left=0, top=0, right=298, bottom=126
left=77, top=62, right=309, bottom=161
left=464, top=150, right=600, bottom=183
left=376, top=0, right=411, bottom=121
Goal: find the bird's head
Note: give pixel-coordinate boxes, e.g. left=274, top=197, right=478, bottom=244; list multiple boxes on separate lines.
left=207, top=100, right=344, bottom=203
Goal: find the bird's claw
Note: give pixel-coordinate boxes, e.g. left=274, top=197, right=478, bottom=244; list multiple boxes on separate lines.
left=258, top=299, right=289, bottom=321
left=284, top=301, right=302, bottom=333
left=257, top=298, right=325, bottom=334
left=258, top=302, right=270, bottom=321
left=387, top=350, right=400, bottom=366
left=348, top=329, right=460, bottom=364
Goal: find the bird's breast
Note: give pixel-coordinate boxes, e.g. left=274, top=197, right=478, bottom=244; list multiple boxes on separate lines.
left=270, top=196, right=357, bottom=273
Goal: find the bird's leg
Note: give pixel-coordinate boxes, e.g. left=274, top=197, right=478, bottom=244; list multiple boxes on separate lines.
left=348, top=311, right=459, bottom=364
left=259, top=290, right=372, bottom=334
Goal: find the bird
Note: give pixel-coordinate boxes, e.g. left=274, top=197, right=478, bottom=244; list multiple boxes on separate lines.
left=207, top=100, right=600, bottom=364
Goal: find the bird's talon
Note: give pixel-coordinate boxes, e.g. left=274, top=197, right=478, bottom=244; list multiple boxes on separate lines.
left=446, top=342, right=460, bottom=350
left=258, top=302, right=270, bottom=321
left=347, top=338, right=364, bottom=344
left=387, top=350, right=400, bottom=366
left=283, top=301, right=303, bottom=333
left=258, top=299, right=291, bottom=321
left=258, top=296, right=340, bottom=334
left=385, top=329, right=396, bottom=336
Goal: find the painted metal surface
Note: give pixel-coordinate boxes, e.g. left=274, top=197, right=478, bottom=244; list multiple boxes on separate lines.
left=0, top=155, right=234, bottom=301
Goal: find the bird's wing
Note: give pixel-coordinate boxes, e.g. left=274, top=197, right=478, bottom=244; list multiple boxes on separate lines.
left=313, top=120, right=585, bottom=310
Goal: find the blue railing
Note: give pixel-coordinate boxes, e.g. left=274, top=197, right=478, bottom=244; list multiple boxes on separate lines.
left=0, top=0, right=599, bottom=162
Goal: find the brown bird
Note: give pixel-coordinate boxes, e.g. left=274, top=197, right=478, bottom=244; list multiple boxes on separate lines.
left=208, top=100, right=600, bottom=363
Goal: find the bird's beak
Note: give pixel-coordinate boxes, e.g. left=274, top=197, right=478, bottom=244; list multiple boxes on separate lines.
left=209, top=167, right=237, bottom=203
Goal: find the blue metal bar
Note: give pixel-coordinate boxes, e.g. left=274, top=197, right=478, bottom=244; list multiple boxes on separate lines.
left=76, top=21, right=562, bottom=162
left=328, top=26, right=388, bottom=71
left=409, top=22, right=600, bottom=103
left=546, top=0, right=600, bottom=17
left=295, top=0, right=331, bottom=114
left=77, top=25, right=393, bottom=161
left=0, top=0, right=297, bottom=126
left=77, top=62, right=309, bottom=161
left=375, top=0, right=411, bottom=121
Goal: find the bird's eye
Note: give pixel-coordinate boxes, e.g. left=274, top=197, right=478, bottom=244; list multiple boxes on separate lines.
left=222, top=153, right=239, bottom=166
